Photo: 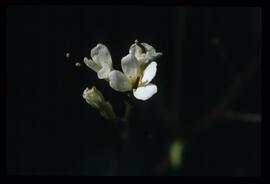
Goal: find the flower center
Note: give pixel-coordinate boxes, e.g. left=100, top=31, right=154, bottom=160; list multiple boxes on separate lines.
left=133, top=76, right=141, bottom=89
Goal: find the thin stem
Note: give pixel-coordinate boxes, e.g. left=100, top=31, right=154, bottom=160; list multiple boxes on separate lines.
left=221, top=110, right=261, bottom=124
left=115, top=101, right=132, bottom=141
left=195, top=60, right=258, bottom=134
left=112, top=101, right=132, bottom=175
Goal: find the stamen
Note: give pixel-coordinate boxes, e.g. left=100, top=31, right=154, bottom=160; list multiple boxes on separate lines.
left=134, top=76, right=140, bottom=89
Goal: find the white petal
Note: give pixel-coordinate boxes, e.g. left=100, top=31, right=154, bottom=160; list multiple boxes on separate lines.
left=141, top=43, right=155, bottom=52
left=141, top=43, right=162, bottom=60
left=91, top=43, right=112, bottom=67
left=108, top=70, right=132, bottom=92
left=83, top=57, right=100, bottom=73
left=129, top=43, right=147, bottom=64
left=97, top=65, right=111, bottom=79
left=121, top=53, right=140, bottom=78
left=133, top=84, right=157, bottom=100
left=142, top=61, right=157, bottom=84
left=145, top=52, right=162, bottom=61
left=129, top=43, right=143, bottom=59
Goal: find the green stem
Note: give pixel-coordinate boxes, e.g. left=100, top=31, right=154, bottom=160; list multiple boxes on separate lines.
left=114, top=101, right=132, bottom=141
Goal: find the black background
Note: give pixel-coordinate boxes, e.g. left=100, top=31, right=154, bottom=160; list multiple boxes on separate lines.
left=6, top=6, right=261, bottom=176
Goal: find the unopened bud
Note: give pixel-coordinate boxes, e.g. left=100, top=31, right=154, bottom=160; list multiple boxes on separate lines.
left=83, top=86, right=105, bottom=109
left=65, top=52, right=70, bottom=59
left=75, top=62, right=81, bottom=67
left=83, top=86, right=116, bottom=120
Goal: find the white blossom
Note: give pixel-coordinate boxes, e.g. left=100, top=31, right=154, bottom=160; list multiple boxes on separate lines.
left=83, top=41, right=162, bottom=101
left=108, top=42, right=161, bottom=101
left=129, top=41, right=162, bottom=65
left=83, top=44, right=113, bottom=79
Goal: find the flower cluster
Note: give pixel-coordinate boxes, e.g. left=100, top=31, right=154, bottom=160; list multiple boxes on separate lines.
left=83, top=40, right=162, bottom=101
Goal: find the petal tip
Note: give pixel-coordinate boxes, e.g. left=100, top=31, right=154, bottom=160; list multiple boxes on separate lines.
left=133, top=84, right=157, bottom=101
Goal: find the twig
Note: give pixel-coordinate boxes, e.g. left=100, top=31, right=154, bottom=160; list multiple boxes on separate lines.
left=196, top=60, right=259, bottom=133
left=221, top=110, right=261, bottom=124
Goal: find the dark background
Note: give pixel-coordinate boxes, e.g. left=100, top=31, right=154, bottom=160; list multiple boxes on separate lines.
left=6, top=6, right=261, bottom=176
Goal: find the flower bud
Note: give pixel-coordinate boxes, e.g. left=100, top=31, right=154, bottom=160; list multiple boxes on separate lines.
left=82, top=86, right=105, bottom=109
left=83, top=86, right=116, bottom=120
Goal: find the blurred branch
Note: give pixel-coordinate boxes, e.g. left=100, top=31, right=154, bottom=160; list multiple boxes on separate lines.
left=196, top=60, right=259, bottom=133
left=153, top=9, right=261, bottom=175
left=221, top=110, right=261, bottom=124
left=153, top=8, right=186, bottom=176
left=169, top=7, right=186, bottom=126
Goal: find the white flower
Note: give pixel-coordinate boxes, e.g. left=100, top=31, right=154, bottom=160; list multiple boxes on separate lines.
left=83, top=44, right=113, bottom=79
left=129, top=41, right=162, bottom=65
left=108, top=46, right=160, bottom=101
